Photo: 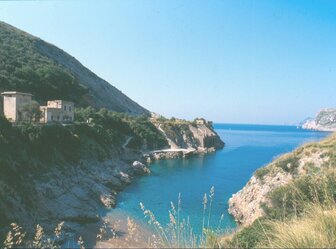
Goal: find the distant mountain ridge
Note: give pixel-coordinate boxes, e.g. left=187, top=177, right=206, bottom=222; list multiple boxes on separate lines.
left=301, top=108, right=336, bottom=131
left=0, top=21, right=149, bottom=115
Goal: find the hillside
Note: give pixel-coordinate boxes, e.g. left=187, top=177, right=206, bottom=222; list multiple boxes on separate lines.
left=0, top=108, right=224, bottom=241
left=301, top=108, right=336, bottom=131
left=0, top=21, right=149, bottom=115
left=0, top=108, right=167, bottom=237
left=223, top=133, right=336, bottom=248
left=0, top=21, right=225, bottom=243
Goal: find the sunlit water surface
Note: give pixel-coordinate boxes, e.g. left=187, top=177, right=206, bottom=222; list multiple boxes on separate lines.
left=108, top=124, right=328, bottom=234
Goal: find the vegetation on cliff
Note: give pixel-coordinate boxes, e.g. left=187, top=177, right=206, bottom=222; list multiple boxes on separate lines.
left=151, top=116, right=224, bottom=150
left=0, top=108, right=167, bottom=230
left=0, top=21, right=149, bottom=115
left=223, top=133, right=336, bottom=248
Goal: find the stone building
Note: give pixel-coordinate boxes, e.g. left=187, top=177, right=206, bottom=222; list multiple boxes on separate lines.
left=1, top=91, right=33, bottom=122
left=40, top=100, right=75, bottom=123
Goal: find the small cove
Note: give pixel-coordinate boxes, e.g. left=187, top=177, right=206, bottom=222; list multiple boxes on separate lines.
left=108, top=124, right=329, bottom=236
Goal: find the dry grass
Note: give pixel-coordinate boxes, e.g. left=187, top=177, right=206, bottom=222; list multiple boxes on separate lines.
left=260, top=204, right=336, bottom=248
left=139, top=186, right=223, bottom=248
left=3, top=221, right=70, bottom=249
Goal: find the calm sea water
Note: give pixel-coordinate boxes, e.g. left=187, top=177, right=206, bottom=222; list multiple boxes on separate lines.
left=109, top=124, right=328, bottom=234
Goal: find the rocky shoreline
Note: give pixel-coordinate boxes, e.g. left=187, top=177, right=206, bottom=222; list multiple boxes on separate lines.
left=0, top=118, right=224, bottom=243
left=143, top=147, right=216, bottom=162
left=228, top=133, right=334, bottom=227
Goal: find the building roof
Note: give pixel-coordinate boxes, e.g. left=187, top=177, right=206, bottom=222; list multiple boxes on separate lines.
left=47, top=100, right=74, bottom=103
left=40, top=106, right=63, bottom=110
left=1, top=91, right=33, bottom=96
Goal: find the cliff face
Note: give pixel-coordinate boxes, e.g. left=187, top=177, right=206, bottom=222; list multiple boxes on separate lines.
left=228, top=134, right=335, bottom=226
left=154, top=119, right=224, bottom=151
left=302, top=109, right=336, bottom=131
left=0, top=21, right=149, bottom=115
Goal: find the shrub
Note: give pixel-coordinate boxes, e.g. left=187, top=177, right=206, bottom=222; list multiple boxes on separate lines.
left=276, top=156, right=299, bottom=174
left=254, top=167, right=270, bottom=180
left=264, top=169, right=336, bottom=221
left=227, top=218, right=269, bottom=248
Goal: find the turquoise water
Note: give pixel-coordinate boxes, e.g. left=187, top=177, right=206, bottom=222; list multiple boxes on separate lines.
left=111, top=124, right=328, bottom=234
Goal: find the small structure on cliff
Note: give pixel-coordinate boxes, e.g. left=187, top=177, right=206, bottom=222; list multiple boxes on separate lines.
left=40, top=100, right=74, bottom=123
left=1, top=91, right=34, bottom=122
left=1, top=91, right=75, bottom=123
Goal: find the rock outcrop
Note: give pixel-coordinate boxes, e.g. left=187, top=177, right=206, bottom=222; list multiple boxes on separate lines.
left=153, top=119, right=224, bottom=151
left=146, top=118, right=224, bottom=161
left=228, top=172, right=292, bottom=226
left=228, top=134, right=334, bottom=226
left=301, top=109, right=336, bottom=131
left=0, top=158, right=137, bottom=236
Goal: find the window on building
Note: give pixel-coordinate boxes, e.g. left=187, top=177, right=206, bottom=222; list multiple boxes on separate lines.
left=51, top=115, right=53, bottom=121
left=69, top=106, right=72, bottom=112
left=64, top=106, right=67, bottom=111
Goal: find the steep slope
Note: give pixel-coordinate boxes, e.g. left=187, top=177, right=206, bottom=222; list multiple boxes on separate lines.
left=0, top=21, right=149, bottom=115
left=221, top=134, right=336, bottom=248
left=302, top=108, right=336, bottom=131
left=0, top=109, right=166, bottom=238
left=156, top=120, right=224, bottom=150
left=228, top=133, right=336, bottom=226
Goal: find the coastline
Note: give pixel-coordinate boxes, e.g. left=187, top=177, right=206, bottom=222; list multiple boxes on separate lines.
left=77, top=146, right=222, bottom=248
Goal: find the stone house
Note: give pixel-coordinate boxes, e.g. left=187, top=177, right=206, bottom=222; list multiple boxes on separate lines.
left=40, top=100, right=75, bottom=123
left=1, top=91, right=75, bottom=123
left=1, top=91, right=33, bottom=122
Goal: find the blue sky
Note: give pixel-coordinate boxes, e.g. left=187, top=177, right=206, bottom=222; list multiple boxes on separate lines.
left=1, top=0, right=335, bottom=124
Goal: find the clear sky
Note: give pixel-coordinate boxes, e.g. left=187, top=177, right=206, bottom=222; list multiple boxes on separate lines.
left=0, top=0, right=335, bottom=124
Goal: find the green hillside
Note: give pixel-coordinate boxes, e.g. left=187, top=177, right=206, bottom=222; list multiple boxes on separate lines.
left=0, top=23, right=87, bottom=104
left=0, top=107, right=167, bottom=232
left=0, top=21, right=149, bottom=115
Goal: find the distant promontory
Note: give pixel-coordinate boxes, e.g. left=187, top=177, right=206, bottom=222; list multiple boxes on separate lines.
left=301, top=108, right=336, bottom=131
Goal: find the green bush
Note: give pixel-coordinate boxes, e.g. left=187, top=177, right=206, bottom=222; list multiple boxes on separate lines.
left=75, top=107, right=168, bottom=150
left=254, top=167, right=270, bottom=180
left=263, top=170, right=336, bottom=221
left=276, top=156, right=299, bottom=174
left=228, top=218, right=269, bottom=248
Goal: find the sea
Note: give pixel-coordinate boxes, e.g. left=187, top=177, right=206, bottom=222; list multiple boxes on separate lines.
left=107, top=124, right=329, bottom=235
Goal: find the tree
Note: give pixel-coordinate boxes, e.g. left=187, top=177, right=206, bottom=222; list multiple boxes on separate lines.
left=22, top=101, right=41, bottom=122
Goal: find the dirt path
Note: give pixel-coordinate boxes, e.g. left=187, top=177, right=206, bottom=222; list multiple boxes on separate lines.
left=122, top=136, right=133, bottom=150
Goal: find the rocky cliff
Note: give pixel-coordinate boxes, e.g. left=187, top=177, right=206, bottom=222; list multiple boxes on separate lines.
left=143, top=118, right=224, bottom=161
left=301, top=109, right=336, bottom=131
left=228, top=133, right=336, bottom=226
left=152, top=118, right=224, bottom=151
